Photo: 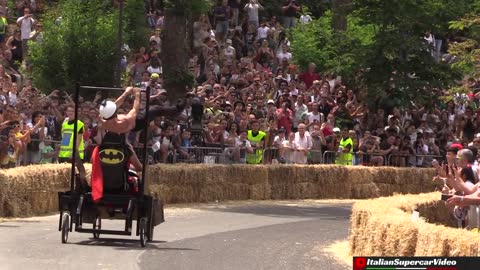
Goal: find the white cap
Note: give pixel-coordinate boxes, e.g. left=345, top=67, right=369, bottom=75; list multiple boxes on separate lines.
left=99, top=100, right=117, bottom=120
left=267, top=99, right=275, bottom=104
left=333, top=127, right=341, bottom=133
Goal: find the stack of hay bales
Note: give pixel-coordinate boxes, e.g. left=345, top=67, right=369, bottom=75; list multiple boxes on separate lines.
left=0, top=164, right=72, bottom=216
left=350, top=192, right=480, bottom=256
left=0, top=163, right=437, bottom=218
left=148, top=164, right=436, bottom=202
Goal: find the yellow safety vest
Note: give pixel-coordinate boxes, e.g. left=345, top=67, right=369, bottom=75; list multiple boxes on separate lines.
left=0, top=17, right=7, bottom=35
left=336, top=137, right=353, bottom=165
left=59, top=120, right=85, bottom=159
left=246, top=130, right=266, bottom=164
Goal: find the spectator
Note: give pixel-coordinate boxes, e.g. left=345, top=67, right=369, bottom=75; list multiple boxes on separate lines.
left=244, top=0, right=264, bottom=29
left=309, top=124, right=326, bottom=164
left=292, top=123, right=312, bottom=164
left=214, top=0, right=230, bottom=43
left=299, top=63, right=319, bottom=89
left=25, top=111, right=45, bottom=165
left=246, top=120, right=265, bottom=164
left=6, top=30, right=23, bottom=66
left=282, top=0, right=300, bottom=29
left=0, top=10, right=7, bottom=43
left=336, top=127, right=353, bottom=165
left=16, top=7, right=35, bottom=57
left=228, top=0, right=241, bottom=27
left=299, top=12, right=312, bottom=25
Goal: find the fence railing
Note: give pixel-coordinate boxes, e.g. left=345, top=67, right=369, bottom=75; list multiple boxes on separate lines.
left=5, top=139, right=446, bottom=168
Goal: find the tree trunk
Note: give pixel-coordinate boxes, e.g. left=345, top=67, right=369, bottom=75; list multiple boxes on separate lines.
left=161, top=13, right=190, bottom=101
left=332, top=0, right=350, bottom=31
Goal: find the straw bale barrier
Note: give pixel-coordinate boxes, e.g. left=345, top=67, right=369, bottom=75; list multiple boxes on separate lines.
left=350, top=192, right=480, bottom=256
left=1, top=164, right=435, bottom=217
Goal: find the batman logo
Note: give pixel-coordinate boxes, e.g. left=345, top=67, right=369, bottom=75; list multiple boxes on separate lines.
left=99, top=149, right=125, bottom=164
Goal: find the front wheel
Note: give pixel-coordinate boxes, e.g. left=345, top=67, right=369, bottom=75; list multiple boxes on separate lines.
left=93, top=215, right=101, bottom=239
left=139, top=217, right=147, bottom=247
left=61, top=212, right=70, bottom=244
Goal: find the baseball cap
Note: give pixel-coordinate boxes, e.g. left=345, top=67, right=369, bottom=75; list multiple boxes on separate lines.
left=333, top=127, right=341, bottom=133
left=267, top=99, right=275, bottom=105
left=151, top=73, right=159, bottom=79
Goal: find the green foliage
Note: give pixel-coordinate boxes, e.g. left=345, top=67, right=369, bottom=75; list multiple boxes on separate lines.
left=290, top=11, right=374, bottom=81
left=124, top=0, right=150, bottom=50
left=291, top=0, right=471, bottom=108
left=29, top=0, right=119, bottom=93
left=447, top=12, right=480, bottom=100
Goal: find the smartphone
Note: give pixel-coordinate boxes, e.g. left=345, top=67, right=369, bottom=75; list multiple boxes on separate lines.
left=441, top=194, right=453, bottom=201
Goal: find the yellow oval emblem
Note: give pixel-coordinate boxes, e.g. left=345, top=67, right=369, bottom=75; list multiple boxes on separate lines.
left=99, top=149, right=125, bottom=165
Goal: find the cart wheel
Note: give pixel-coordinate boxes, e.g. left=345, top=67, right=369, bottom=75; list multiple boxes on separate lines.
left=93, top=215, right=101, bottom=239
left=139, top=217, right=147, bottom=247
left=61, top=212, right=70, bottom=244
left=147, top=210, right=154, bottom=242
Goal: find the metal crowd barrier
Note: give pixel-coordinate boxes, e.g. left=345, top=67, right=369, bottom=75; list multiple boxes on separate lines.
left=386, top=154, right=444, bottom=167
left=10, top=138, right=449, bottom=168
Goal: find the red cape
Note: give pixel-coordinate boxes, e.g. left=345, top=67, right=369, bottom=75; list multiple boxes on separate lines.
left=91, top=146, right=103, bottom=202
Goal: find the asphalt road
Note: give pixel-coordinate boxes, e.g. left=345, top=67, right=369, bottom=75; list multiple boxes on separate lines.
left=0, top=200, right=352, bottom=270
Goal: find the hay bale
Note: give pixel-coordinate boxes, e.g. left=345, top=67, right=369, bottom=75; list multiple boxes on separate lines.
left=0, top=163, right=441, bottom=217
left=350, top=192, right=480, bottom=257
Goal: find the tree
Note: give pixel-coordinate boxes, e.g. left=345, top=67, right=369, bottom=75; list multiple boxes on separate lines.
left=291, top=0, right=473, bottom=109
left=29, top=0, right=119, bottom=93
left=124, top=0, right=150, bottom=51
left=161, top=0, right=211, bottom=100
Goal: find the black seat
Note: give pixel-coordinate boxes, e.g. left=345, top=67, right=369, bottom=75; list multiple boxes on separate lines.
left=99, top=132, right=131, bottom=194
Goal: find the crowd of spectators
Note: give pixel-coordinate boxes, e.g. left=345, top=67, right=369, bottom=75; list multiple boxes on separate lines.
left=124, top=0, right=480, bottom=167
left=1, top=0, right=480, bottom=169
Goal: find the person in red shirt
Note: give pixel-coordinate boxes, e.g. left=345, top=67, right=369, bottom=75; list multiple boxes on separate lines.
left=299, top=63, right=319, bottom=89
left=276, top=99, right=293, bottom=135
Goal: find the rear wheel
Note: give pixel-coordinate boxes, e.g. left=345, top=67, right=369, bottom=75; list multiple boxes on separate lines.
left=147, top=210, right=155, bottom=242
left=61, top=212, right=70, bottom=244
left=93, top=215, right=101, bottom=239
left=139, top=217, right=147, bottom=247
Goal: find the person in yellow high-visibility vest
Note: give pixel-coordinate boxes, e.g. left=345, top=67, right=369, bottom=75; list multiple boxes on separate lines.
left=58, top=105, right=85, bottom=162
left=336, top=127, right=353, bottom=165
left=246, top=120, right=266, bottom=164
left=58, top=104, right=87, bottom=190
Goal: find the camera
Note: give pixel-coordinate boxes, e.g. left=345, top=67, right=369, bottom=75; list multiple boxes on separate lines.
left=441, top=193, right=453, bottom=201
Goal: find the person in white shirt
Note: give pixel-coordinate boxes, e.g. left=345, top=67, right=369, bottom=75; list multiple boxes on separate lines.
left=305, top=101, right=324, bottom=132
left=300, top=14, right=312, bottom=25
left=281, top=132, right=297, bottom=163
left=276, top=44, right=292, bottom=63
left=221, top=39, right=236, bottom=66
left=244, top=0, right=264, bottom=29
left=256, top=21, right=270, bottom=40
left=293, top=94, right=307, bottom=131
left=293, top=123, right=312, bottom=164
left=16, top=7, right=35, bottom=56
left=234, top=130, right=254, bottom=163
left=8, top=82, right=18, bottom=107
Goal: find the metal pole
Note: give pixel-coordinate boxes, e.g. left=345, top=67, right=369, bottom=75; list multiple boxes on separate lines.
left=114, top=0, right=124, bottom=87
left=71, top=83, right=80, bottom=192
left=140, top=86, right=151, bottom=197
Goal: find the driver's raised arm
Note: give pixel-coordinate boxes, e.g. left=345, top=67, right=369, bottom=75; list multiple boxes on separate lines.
left=115, top=86, right=134, bottom=108
left=125, top=87, right=141, bottom=122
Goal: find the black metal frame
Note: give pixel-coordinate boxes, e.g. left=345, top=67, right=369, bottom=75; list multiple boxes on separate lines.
left=58, top=84, right=158, bottom=244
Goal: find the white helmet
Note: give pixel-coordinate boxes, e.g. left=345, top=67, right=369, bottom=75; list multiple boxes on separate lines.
left=99, top=100, right=117, bottom=120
